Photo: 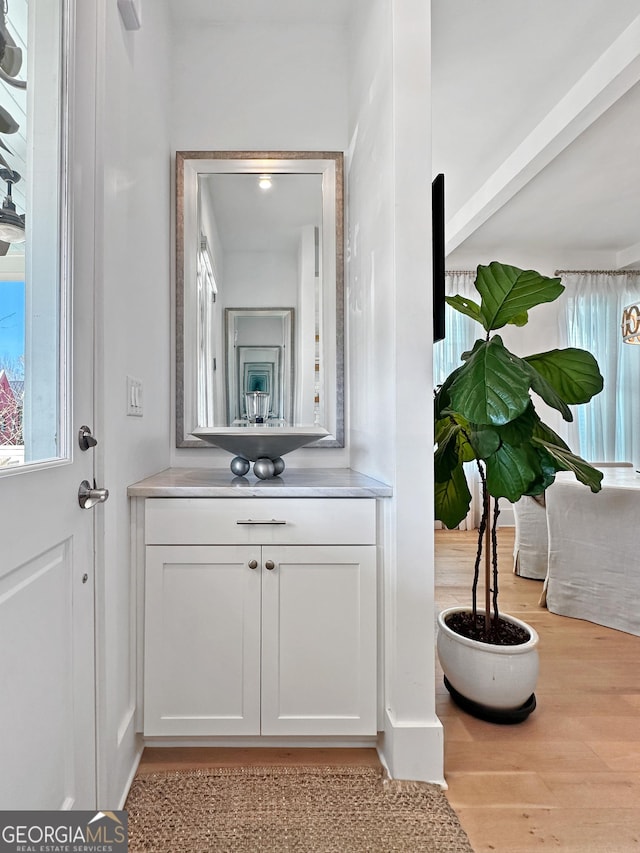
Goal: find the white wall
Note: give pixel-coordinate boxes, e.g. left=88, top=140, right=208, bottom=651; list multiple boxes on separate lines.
left=95, top=0, right=172, bottom=807
left=165, top=1, right=441, bottom=782
left=347, top=0, right=442, bottom=782
left=223, top=251, right=297, bottom=308
left=83, top=0, right=443, bottom=785
left=346, top=0, right=395, bottom=481
left=169, top=17, right=349, bottom=467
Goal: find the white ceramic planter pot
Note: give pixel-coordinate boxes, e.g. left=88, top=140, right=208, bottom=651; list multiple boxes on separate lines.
left=437, top=606, right=539, bottom=711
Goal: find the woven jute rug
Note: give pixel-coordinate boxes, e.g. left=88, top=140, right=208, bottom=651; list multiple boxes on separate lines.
left=125, top=764, right=474, bottom=852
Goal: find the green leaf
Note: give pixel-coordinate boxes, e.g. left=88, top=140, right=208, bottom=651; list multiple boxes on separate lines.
left=524, top=445, right=558, bottom=495
left=524, top=348, right=604, bottom=405
left=476, top=262, right=564, bottom=331
left=532, top=438, right=604, bottom=492
left=435, top=463, right=472, bottom=528
left=531, top=419, right=570, bottom=451
left=494, top=402, right=537, bottom=446
left=508, top=311, right=529, bottom=327
left=435, top=439, right=460, bottom=483
left=434, top=418, right=462, bottom=483
left=485, top=442, right=539, bottom=501
left=445, top=294, right=483, bottom=325
left=434, top=364, right=464, bottom=420
left=436, top=414, right=476, bottom=465
left=460, top=338, right=487, bottom=362
left=469, top=427, right=501, bottom=459
left=448, top=336, right=531, bottom=426
left=509, top=411, right=569, bottom=493
left=435, top=416, right=458, bottom=449
left=457, top=429, right=476, bottom=463
left=525, top=361, right=573, bottom=421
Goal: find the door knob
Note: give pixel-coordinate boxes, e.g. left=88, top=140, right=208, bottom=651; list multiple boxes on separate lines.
left=265, top=560, right=275, bottom=571
left=248, top=559, right=258, bottom=569
left=78, top=479, right=109, bottom=509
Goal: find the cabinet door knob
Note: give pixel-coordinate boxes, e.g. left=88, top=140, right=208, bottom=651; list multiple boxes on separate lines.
left=265, top=560, right=275, bottom=571
left=248, top=559, right=258, bottom=569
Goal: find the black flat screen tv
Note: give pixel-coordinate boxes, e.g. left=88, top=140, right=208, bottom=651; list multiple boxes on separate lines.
left=432, top=173, right=445, bottom=342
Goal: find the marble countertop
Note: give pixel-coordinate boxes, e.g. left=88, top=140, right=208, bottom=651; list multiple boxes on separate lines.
left=127, top=467, right=392, bottom=498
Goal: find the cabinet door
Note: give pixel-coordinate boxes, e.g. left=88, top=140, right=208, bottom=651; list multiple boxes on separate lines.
left=261, top=545, right=377, bottom=736
left=144, top=545, right=261, bottom=736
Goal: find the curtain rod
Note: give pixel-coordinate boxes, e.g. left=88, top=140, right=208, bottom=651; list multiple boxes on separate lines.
left=554, top=269, right=640, bottom=275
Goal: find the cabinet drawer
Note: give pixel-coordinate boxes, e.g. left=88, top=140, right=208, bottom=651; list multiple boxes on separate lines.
left=145, top=498, right=376, bottom=546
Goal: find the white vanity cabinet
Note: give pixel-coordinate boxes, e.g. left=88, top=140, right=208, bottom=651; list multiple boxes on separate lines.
left=141, top=497, right=378, bottom=738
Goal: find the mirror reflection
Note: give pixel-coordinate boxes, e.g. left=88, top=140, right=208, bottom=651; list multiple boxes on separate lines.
left=225, top=308, right=294, bottom=424
left=176, top=151, right=344, bottom=448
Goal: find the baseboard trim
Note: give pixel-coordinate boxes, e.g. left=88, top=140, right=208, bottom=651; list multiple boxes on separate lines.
left=117, top=735, right=144, bottom=810
left=377, top=710, right=445, bottom=785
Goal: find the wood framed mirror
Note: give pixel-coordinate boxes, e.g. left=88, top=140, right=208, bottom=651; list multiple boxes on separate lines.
left=175, top=150, right=344, bottom=449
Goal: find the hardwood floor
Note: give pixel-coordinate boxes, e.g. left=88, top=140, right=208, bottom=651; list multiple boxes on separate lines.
left=137, top=746, right=381, bottom=775
left=436, top=527, right=640, bottom=853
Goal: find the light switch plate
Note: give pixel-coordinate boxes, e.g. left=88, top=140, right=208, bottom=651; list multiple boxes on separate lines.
left=126, top=376, right=143, bottom=417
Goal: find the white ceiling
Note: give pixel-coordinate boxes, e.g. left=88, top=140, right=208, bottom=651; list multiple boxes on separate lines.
left=432, top=0, right=640, bottom=267
left=170, top=0, right=640, bottom=269
left=450, top=81, right=640, bottom=258
left=202, top=172, right=323, bottom=253
left=169, top=0, right=352, bottom=25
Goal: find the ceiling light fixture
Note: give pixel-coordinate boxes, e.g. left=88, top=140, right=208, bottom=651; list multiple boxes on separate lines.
left=0, top=168, right=24, bottom=243
left=258, top=174, right=272, bottom=190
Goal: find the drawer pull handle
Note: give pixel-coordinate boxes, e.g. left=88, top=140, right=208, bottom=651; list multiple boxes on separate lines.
left=265, top=560, right=275, bottom=570
left=236, top=519, right=287, bottom=525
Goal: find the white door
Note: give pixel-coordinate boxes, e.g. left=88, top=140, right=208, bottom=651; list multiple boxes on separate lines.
left=0, top=0, right=100, bottom=809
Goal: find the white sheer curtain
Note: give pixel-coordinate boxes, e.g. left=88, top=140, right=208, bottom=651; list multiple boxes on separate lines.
left=434, top=271, right=481, bottom=529
left=433, top=271, right=477, bottom=387
left=561, top=271, right=640, bottom=467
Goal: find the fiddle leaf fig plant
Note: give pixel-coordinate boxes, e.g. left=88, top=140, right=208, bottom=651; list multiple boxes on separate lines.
left=434, top=262, right=604, bottom=642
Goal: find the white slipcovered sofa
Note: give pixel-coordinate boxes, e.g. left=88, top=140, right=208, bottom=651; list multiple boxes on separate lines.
left=512, top=463, right=634, bottom=584
left=512, top=495, right=548, bottom=580
left=544, top=463, right=640, bottom=636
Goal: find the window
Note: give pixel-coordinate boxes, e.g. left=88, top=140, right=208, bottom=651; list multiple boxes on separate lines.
left=562, top=271, right=640, bottom=466
left=433, top=270, right=480, bottom=529
left=0, top=0, right=67, bottom=471
left=433, top=271, right=477, bottom=389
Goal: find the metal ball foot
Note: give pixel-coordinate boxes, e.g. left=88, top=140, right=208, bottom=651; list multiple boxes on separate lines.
left=230, top=455, right=286, bottom=480
left=253, top=458, right=276, bottom=480
left=230, top=456, right=251, bottom=476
